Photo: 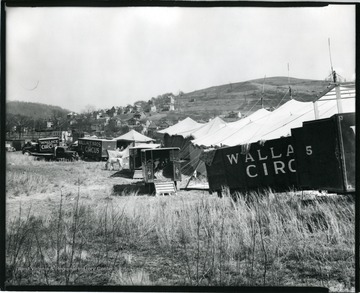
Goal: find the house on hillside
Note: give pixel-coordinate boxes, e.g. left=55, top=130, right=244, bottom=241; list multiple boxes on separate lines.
left=127, top=117, right=140, bottom=126
left=168, top=95, right=175, bottom=111
left=47, top=121, right=54, bottom=129
left=146, top=121, right=158, bottom=137
left=91, top=117, right=110, bottom=131
left=227, top=111, right=242, bottom=118
left=96, top=111, right=105, bottom=120
left=161, top=105, right=170, bottom=112
left=133, top=111, right=147, bottom=121
left=134, top=103, right=142, bottom=112
left=116, top=120, right=123, bottom=127
left=116, top=107, right=124, bottom=115
left=168, top=95, right=175, bottom=104
left=67, top=112, right=78, bottom=119
left=69, top=119, right=77, bottom=126
left=160, top=95, right=176, bottom=112
left=91, top=122, right=104, bottom=132
left=150, top=104, right=157, bottom=112
left=124, top=105, right=134, bottom=114
left=144, top=120, right=151, bottom=127
left=158, top=119, right=174, bottom=129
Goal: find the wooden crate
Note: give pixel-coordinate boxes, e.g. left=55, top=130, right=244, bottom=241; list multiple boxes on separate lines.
left=154, top=181, right=177, bottom=196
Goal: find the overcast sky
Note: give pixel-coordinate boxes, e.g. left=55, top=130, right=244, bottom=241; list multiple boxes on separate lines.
left=6, top=5, right=356, bottom=113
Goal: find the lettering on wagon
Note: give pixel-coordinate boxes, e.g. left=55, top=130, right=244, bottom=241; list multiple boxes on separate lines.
left=85, top=146, right=100, bottom=154
left=39, top=139, right=59, bottom=150
left=226, top=144, right=296, bottom=178
left=79, top=140, right=102, bottom=147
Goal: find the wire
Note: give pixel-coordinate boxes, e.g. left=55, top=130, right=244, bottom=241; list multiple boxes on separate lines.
left=274, top=90, right=290, bottom=110
left=244, top=98, right=261, bottom=117
left=242, top=90, right=290, bottom=143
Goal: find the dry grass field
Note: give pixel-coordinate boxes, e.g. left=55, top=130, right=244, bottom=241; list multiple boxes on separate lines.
left=5, top=152, right=355, bottom=291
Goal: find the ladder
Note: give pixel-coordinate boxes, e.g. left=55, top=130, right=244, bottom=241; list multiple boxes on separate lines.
left=133, top=169, right=143, bottom=179
left=154, top=181, right=177, bottom=196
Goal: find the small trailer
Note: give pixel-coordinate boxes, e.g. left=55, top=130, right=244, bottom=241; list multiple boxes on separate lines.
left=129, top=143, right=161, bottom=178
left=21, top=137, right=78, bottom=161
left=141, top=147, right=182, bottom=195
left=78, top=138, right=117, bottom=161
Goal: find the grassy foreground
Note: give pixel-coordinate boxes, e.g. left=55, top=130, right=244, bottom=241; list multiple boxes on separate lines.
left=5, top=152, right=355, bottom=291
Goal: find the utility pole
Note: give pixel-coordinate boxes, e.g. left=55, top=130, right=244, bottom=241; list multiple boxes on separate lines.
left=261, top=75, right=266, bottom=109
left=328, top=38, right=343, bottom=114
left=288, top=63, right=292, bottom=99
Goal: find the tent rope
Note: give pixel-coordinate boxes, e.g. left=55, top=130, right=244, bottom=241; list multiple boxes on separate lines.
left=244, top=98, right=261, bottom=117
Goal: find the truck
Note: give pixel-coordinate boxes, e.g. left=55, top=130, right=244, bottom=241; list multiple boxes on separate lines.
left=22, top=137, right=79, bottom=161
left=77, top=138, right=117, bottom=161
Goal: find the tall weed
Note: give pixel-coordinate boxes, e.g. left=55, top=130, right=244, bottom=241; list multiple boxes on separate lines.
left=6, top=174, right=354, bottom=289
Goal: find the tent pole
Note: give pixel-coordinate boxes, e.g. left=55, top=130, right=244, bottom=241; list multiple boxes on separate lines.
left=335, top=84, right=343, bottom=114
left=313, top=101, right=319, bottom=120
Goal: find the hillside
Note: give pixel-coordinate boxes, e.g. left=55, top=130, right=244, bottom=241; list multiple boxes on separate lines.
left=6, top=101, right=70, bottom=120
left=5, top=77, right=332, bottom=124
left=173, top=76, right=331, bottom=121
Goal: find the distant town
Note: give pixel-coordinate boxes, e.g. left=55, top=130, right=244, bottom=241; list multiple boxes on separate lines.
left=6, top=91, right=244, bottom=146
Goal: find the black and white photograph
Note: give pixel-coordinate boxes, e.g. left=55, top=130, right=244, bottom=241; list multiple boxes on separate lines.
left=3, top=2, right=356, bottom=291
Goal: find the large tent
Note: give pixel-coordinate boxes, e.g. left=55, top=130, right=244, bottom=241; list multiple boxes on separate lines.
left=115, top=129, right=155, bottom=143
left=159, top=117, right=204, bottom=162
left=199, top=84, right=355, bottom=147
left=157, top=83, right=356, bottom=183
left=114, top=129, right=155, bottom=151
left=159, top=117, right=227, bottom=175
left=158, top=117, right=204, bottom=135
left=113, top=130, right=156, bottom=167
left=191, top=84, right=355, bottom=147
left=192, top=108, right=271, bottom=147
left=174, top=117, right=227, bottom=139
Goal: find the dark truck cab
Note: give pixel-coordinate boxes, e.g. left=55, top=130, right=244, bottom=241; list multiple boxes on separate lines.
left=22, top=137, right=79, bottom=161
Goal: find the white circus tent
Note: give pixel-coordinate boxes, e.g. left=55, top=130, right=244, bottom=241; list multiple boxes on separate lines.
left=157, top=82, right=356, bottom=186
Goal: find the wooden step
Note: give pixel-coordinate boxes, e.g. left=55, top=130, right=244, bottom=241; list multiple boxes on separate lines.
left=154, top=181, right=177, bottom=196
left=133, top=169, right=143, bottom=179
